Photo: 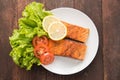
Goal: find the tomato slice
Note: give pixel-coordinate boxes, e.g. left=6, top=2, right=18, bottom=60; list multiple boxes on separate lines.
left=32, top=36, right=40, bottom=47
left=32, top=36, right=54, bottom=65
left=32, top=36, right=48, bottom=47
left=39, top=52, right=54, bottom=65
left=38, top=36, right=48, bottom=45
left=34, top=43, right=48, bottom=58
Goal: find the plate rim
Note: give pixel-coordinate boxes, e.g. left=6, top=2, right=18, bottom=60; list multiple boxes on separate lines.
left=42, top=7, right=99, bottom=75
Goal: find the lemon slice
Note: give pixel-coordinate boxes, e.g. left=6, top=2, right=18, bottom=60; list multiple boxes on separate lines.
left=48, top=22, right=67, bottom=41
left=42, top=15, right=60, bottom=32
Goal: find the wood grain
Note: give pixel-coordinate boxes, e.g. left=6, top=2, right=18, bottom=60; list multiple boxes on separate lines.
left=0, top=0, right=17, bottom=80
left=44, top=0, right=74, bottom=10
left=102, top=0, right=120, bottom=80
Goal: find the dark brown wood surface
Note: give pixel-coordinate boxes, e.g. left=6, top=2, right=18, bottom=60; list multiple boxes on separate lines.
left=0, top=0, right=119, bottom=80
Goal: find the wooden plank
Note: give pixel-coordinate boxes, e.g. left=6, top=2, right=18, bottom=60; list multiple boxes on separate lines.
left=0, top=0, right=18, bottom=80
left=102, top=0, right=120, bottom=80
left=44, top=0, right=74, bottom=10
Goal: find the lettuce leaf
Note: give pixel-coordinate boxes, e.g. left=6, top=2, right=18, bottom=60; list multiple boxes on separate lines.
left=9, top=2, right=52, bottom=70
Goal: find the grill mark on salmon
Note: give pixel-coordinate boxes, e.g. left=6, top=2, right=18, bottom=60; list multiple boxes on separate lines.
left=62, top=21, right=89, bottom=43
left=48, top=39, right=87, bottom=60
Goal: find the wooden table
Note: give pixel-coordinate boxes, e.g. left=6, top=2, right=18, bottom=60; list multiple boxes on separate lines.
left=0, top=0, right=120, bottom=80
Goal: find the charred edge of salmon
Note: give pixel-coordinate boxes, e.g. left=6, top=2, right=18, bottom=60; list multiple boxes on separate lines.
left=48, top=39, right=87, bottom=60
left=61, top=21, right=90, bottom=43
left=65, top=37, right=84, bottom=43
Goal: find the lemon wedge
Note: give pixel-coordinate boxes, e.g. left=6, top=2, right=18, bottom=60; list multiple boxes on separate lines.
left=42, top=15, right=60, bottom=32
left=48, top=22, right=67, bottom=41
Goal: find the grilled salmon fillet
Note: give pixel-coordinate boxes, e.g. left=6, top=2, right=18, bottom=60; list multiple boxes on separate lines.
left=62, top=21, right=89, bottom=43
left=48, top=39, right=87, bottom=60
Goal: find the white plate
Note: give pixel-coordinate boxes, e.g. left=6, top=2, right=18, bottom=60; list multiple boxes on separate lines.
left=42, top=7, right=99, bottom=75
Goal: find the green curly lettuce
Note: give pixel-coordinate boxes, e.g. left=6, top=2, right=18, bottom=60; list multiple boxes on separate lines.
left=9, top=2, right=52, bottom=70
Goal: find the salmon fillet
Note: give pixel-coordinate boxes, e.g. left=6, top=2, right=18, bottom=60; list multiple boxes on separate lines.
left=48, top=39, right=87, bottom=60
left=62, top=21, right=89, bottom=43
